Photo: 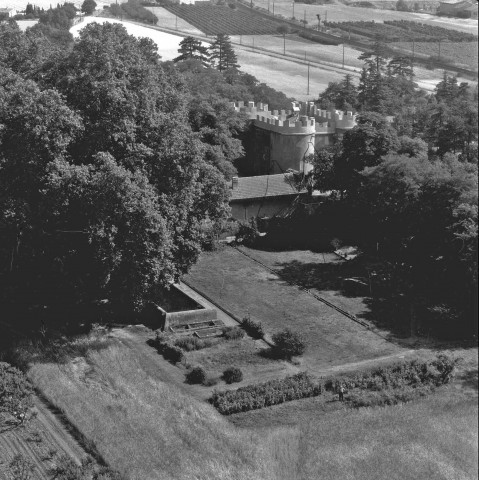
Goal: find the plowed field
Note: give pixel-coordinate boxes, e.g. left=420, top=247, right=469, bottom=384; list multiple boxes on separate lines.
left=165, top=4, right=283, bottom=35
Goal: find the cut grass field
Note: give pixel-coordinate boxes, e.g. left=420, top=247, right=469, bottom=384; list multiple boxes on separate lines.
left=184, top=246, right=403, bottom=373
left=18, top=330, right=477, bottom=480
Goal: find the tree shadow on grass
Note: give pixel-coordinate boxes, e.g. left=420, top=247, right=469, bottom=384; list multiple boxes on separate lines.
left=270, top=258, right=414, bottom=343
left=272, top=259, right=365, bottom=294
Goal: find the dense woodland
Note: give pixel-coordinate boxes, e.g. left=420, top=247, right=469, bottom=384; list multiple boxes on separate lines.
left=310, top=44, right=478, bottom=337
left=0, top=10, right=477, bottom=338
left=0, top=15, right=290, bottom=320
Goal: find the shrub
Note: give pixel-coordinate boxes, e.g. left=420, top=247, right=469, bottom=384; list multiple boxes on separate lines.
left=174, top=336, right=214, bottom=351
left=163, top=345, right=184, bottom=363
left=241, top=316, right=264, bottom=339
left=223, top=367, right=243, bottom=384
left=152, top=333, right=184, bottom=363
left=272, top=328, right=306, bottom=359
left=0, top=362, right=34, bottom=427
left=186, top=366, right=207, bottom=384
left=222, top=326, right=245, bottom=341
left=211, top=372, right=321, bottom=415
left=237, top=218, right=259, bottom=246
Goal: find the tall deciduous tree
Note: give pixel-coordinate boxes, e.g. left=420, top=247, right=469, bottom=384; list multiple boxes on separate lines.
left=357, top=154, right=478, bottom=335
left=81, top=0, right=97, bottom=15
left=1, top=23, right=231, bottom=310
left=335, top=112, right=399, bottom=195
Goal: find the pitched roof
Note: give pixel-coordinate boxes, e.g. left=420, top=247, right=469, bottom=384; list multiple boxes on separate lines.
left=229, top=173, right=306, bottom=201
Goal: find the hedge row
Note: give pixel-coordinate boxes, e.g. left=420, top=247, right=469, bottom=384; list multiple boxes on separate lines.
left=324, top=355, right=456, bottom=392
left=298, top=30, right=341, bottom=46
left=210, top=372, right=321, bottom=415
left=210, top=355, right=456, bottom=415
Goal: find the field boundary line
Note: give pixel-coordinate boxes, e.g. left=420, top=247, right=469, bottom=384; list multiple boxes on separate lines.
left=232, top=245, right=393, bottom=342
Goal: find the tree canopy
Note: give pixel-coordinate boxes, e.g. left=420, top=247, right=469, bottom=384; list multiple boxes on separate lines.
left=174, top=36, right=210, bottom=66
left=0, top=23, right=231, bottom=311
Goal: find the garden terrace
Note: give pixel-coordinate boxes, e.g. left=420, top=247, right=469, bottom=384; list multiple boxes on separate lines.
left=164, top=4, right=286, bottom=35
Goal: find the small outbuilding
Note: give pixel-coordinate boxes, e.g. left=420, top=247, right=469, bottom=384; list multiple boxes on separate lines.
left=229, top=172, right=308, bottom=221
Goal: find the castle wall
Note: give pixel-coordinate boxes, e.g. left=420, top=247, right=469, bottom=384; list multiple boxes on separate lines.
left=267, top=129, right=315, bottom=175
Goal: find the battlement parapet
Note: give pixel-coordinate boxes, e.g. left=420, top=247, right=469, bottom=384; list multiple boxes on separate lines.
left=253, top=114, right=316, bottom=135
left=230, top=100, right=356, bottom=135
left=303, top=101, right=356, bottom=130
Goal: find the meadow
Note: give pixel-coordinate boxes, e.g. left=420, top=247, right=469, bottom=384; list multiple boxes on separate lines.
left=16, top=329, right=477, bottom=480
left=24, top=339, right=275, bottom=480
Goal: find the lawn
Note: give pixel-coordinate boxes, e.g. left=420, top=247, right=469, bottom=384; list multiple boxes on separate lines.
left=184, top=246, right=403, bottom=373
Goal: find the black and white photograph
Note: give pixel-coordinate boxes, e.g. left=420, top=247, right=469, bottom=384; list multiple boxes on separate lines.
left=0, top=0, right=477, bottom=477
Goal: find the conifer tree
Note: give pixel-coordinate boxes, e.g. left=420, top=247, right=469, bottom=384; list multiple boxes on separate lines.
left=358, top=42, right=389, bottom=112
left=209, top=34, right=239, bottom=72
left=174, top=36, right=210, bottom=66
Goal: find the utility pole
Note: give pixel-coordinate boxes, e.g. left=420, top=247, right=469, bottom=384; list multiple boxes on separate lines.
left=307, top=62, right=310, bottom=95
left=268, top=0, right=270, bottom=11
left=316, top=13, right=321, bottom=31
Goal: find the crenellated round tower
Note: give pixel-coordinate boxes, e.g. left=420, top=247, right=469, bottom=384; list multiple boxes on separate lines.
left=230, top=101, right=356, bottom=176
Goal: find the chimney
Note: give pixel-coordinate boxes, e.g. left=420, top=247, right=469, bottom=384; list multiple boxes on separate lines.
left=232, top=176, right=239, bottom=189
